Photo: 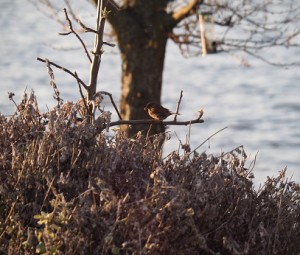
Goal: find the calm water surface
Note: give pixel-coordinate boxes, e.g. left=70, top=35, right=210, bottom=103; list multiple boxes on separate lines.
left=1, top=1, right=299, bottom=186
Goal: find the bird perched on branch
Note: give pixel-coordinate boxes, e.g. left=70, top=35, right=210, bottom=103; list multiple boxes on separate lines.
left=144, top=102, right=179, bottom=121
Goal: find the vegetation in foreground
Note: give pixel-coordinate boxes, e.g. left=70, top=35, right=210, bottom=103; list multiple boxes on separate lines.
left=0, top=93, right=300, bottom=255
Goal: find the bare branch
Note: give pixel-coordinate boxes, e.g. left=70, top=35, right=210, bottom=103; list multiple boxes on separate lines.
left=77, top=19, right=98, bottom=33
left=88, top=0, right=107, bottom=100
left=103, top=41, right=116, bottom=47
left=174, top=90, right=183, bottom=122
left=170, top=0, right=300, bottom=65
left=172, top=0, right=203, bottom=24
left=106, top=114, right=204, bottom=130
left=99, top=91, right=122, bottom=120
left=64, top=0, right=78, bottom=21
left=60, top=8, right=92, bottom=63
left=242, top=48, right=300, bottom=67
left=184, top=126, right=228, bottom=160
left=28, top=0, right=65, bottom=26
left=75, top=72, right=91, bottom=116
left=85, top=112, right=204, bottom=141
left=37, top=57, right=89, bottom=90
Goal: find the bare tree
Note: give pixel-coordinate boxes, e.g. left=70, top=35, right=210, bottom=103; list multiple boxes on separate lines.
left=34, top=0, right=300, bottom=136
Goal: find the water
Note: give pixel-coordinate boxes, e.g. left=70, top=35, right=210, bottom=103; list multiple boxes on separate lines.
left=1, top=1, right=299, bottom=186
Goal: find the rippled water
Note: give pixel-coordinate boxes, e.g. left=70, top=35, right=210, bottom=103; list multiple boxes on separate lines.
left=1, top=1, right=299, bottom=186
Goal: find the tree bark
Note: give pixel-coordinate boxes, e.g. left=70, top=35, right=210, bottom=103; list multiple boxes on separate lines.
left=103, top=1, right=175, bottom=137
left=90, top=0, right=203, bottom=137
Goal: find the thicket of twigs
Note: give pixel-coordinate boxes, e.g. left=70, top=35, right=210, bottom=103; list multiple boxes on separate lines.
left=0, top=92, right=300, bottom=255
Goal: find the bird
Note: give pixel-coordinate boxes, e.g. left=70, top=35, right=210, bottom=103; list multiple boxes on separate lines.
left=144, top=102, right=179, bottom=121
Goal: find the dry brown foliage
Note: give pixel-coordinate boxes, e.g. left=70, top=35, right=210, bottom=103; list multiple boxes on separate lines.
left=0, top=93, right=300, bottom=255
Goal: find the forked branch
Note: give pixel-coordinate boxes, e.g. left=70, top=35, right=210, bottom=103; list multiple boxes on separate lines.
left=59, top=8, right=92, bottom=63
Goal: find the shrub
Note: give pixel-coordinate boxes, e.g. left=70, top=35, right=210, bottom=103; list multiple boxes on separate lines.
left=0, top=93, right=299, bottom=254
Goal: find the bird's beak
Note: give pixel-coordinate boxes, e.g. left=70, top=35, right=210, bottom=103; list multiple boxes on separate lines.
left=144, top=107, right=147, bottom=111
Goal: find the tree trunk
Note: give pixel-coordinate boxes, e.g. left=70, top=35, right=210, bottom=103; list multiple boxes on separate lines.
left=107, top=2, right=174, bottom=137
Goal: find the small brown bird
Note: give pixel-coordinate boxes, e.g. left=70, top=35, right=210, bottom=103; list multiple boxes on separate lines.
left=144, top=102, right=178, bottom=121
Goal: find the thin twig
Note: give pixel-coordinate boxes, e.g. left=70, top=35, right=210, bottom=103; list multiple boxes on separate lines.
left=64, top=0, right=78, bottom=21
left=99, top=91, right=122, bottom=120
left=40, top=176, right=56, bottom=210
left=185, top=126, right=228, bottom=159
left=248, top=151, right=259, bottom=172
left=173, top=131, right=184, bottom=154
left=146, top=124, right=153, bottom=139
left=75, top=72, right=90, bottom=116
left=60, top=8, right=92, bottom=63
left=59, top=31, right=72, bottom=36
left=103, top=41, right=116, bottom=47
left=77, top=19, right=98, bottom=33
left=37, top=57, right=89, bottom=90
left=174, top=90, right=183, bottom=121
